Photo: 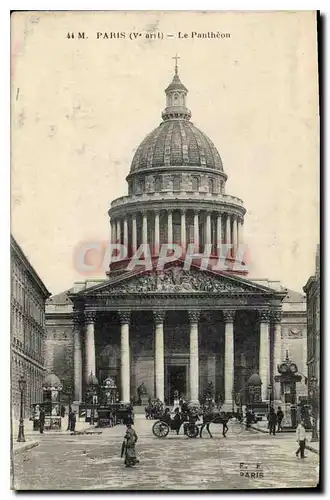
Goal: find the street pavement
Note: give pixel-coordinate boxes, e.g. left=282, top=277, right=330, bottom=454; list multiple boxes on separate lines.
left=12, top=416, right=319, bottom=491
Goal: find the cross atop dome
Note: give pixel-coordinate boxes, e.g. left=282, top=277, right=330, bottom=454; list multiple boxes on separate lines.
left=172, top=53, right=180, bottom=75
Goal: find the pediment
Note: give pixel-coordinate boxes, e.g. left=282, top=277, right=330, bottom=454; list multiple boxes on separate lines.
left=81, top=264, right=279, bottom=296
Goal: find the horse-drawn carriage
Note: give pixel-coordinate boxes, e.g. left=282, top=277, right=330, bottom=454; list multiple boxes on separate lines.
left=151, top=405, right=243, bottom=439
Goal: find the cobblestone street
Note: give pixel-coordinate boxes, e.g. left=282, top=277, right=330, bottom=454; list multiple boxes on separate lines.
left=12, top=416, right=319, bottom=491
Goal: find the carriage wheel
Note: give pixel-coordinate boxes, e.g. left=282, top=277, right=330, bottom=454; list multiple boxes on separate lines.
left=152, top=420, right=170, bottom=438
left=186, top=423, right=199, bottom=438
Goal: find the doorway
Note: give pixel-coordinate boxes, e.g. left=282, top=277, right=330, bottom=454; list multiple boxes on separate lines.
left=167, top=365, right=187, bottom=403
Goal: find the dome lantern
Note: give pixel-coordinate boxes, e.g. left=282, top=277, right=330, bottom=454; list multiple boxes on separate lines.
left=162, top=54, right=191, bottom=121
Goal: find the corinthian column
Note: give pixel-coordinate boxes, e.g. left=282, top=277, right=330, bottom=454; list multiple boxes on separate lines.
left=154, top=211, right=160, bottom=255
left=259, top=310, right=271, bottom=401
left=142, top=212, right=148, bottom=245
left=223, top=310, right=235, bottom=405
left=232, top=217, right=238, bottom=256
left=116, top=220, right=121, bottom=244
left=119, top=311, right=131, bottom=404
left=216, top=214, right=222, bottom=256
left=84, top=311, right=96, bottom=384
left=205, top=212, right=212, bottom=247
left=181, top=209, right=186, bottom=253
left=272, top=310, right=282, bottom=400
left=226, top=214, right=231, bottom=247
left=123, top=218, right=128, bottom=252
left=132, top=215, right=137, bottom=254
left=188, top=311, right=200, bottom=405
left=73, top=314, right=82, bottom=403
left=111, top=220, right=116, bottom=245
left=153, top=311, right=165, bottom=402
left=194, top=211, right=200, bottom=252
left=167, top=210, right=173, bottom=245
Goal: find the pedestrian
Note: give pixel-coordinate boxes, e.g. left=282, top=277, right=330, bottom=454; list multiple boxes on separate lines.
left=245, top=409, right=253, bottom=429
left=60, top=404, right=66, bottom=418
left=121, top=423, right=139, bottom=467
left=173, top=408, right=182, bottom=435
left=69, top=410, right=76, bottom=432
left=39, top=407, right=45, bottom=434
left=295, top=422, right=307, bottom=459
left=268, top=407, right=277, bottom=436
left=276, top=406, right=284, bottom=432
left=222, top=417, right=229, bottom=437
left=67, top=405, right=72, bottom=431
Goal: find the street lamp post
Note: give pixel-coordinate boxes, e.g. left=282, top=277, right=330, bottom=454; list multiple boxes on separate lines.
left=17, top=375, right=26, bottom=443
left=310, top=376, right=319, bottom=442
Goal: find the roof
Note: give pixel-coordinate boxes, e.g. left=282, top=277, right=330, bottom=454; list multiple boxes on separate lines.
left=11, top=235, right=51, bottom=298
left=130, top=119, right=224, bottom=173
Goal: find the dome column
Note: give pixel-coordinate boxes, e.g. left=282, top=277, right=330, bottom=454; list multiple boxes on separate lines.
left=167, top=210, right=173, bottom=245
left=272, top=311, right=282, bottom=400
left=123, top=218, right=128, bottom=252
left=154, top=211, right=160, bottom=255
left=194, top=210, right=200, bottom=252
left=84, top=311, right=96, bottom=384
left=205, top=211, right=212, bottom=247
left=116, top=220, right=121, bottom=245
left=232, top=216, right=238, bottom=257
left=181, top=209, right=186, bottom=253
left=142, top=211, right=148, bottom=245
left=225, top=214, right=231, bottom=253
left=132, top=215, right=137, bottom=254
left=238, top=218, right=244, bottom=247
left=216, top=214, right=222, bottom=256
left=111, top=220, right=116, bottom=245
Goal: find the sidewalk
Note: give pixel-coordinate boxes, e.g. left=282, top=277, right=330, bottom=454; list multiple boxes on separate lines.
left=249, top=419, right=320, bottom=455
left=12, top=416, right=96, bottom=454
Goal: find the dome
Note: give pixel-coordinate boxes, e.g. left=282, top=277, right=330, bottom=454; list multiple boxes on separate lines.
left=43, top=373, right=62, bottom=390
left=130, top=120, right=224, bottom=173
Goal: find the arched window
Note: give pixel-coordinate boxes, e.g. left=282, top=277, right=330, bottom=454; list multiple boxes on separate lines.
left=208, top=178, right=215, bottom=194
left=155, top=176, right=162, bottom=192
left=173, top=175, right=181, bottom=192
left=136, top=177, right=145, bottom=194
left=192, top=176, right=200, bottom=191
left=173, top=93, right=179, bottom=105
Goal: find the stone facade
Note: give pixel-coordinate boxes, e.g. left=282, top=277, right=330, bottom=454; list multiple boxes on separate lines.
left=45, top=64, right=308, bottom=408
left=303, top=245, right=320, bottom=396
left=11, top=235, right=50, bottom=418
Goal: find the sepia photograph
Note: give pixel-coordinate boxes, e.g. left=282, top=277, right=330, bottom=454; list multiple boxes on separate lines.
left=10, top=10, right=320, bottom=490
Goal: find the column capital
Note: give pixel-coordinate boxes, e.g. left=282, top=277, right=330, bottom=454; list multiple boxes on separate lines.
left=188, top=310, right=200, bottom=323
left=271, top=310, right=282, bottom=323
left=84, top=311, right=96, bottom=324
left=194, top=209, right=200, bottom=215
left=141, top=210, right=148, bottom=217
left=180, top=208, right=187, bottom=215
left=223, top=310, right=236, bottom=322
left=167, top=209, right=173, bottom=215
left=154, top=210, right=160, bottom=217
left=258, top=309, right=272, bottom=323
left=118, top=310, right=131, bottom=325
left=72, top=313, right=83, bottom=330
left=153, top=311, right=166, bottom=324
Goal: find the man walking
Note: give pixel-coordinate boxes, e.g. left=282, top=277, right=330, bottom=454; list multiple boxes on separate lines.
left=268, top=407, right=277, bottom=436
left=296, top=422, right=307, bottom=459
left=276, top=406, right=284, bottom=432
left=39, top=407, right=45, bottom=434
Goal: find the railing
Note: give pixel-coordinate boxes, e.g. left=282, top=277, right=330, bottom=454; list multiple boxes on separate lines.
left=110, top=192, right=244, bottom=209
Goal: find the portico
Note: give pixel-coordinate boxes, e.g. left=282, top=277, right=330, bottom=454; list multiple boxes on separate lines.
left=70, top=264, right=285, bottom=406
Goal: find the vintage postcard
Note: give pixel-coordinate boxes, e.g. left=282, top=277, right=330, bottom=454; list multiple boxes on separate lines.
left=11, top=10, right=320, bottom=490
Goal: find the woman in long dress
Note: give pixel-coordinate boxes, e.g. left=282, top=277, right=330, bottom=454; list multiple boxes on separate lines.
left=121, top=424, right=139, bottom=467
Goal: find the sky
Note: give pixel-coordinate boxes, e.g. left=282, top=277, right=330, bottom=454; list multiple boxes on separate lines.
left=11, top=11, right=319, bottom=295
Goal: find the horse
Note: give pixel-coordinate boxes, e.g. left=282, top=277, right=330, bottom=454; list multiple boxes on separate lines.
left=199, top=409, right=243, bottom=438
